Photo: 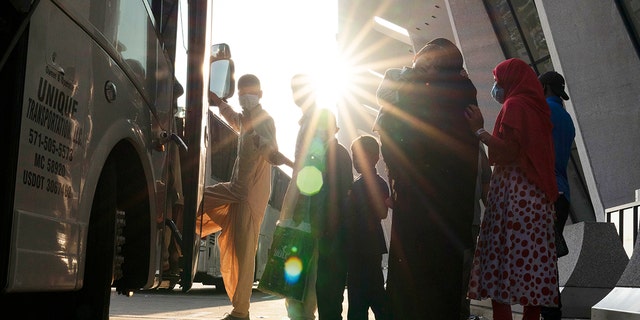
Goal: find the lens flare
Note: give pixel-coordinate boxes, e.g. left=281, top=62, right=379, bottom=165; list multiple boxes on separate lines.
left=284, top=256, right=303, bottom=284
left=296, top=166, right=323, bottom=195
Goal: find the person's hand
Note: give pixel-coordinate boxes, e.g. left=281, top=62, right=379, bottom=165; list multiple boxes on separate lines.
left=464, top=104, right=485, bottom=133
left=208, top=91, right=222, bottom=106
left=268, top=151, right=294, bottom=168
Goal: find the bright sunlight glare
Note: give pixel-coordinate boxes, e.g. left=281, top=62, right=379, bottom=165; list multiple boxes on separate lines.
left=208, top=0, right=356, bottom=174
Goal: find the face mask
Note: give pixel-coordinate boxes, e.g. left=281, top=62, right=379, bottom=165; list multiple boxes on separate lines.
left=239, top=94, right=260, bottom=111
left=491, top=82, right=505, bottom=104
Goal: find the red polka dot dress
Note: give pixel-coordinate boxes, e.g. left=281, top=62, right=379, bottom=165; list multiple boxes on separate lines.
left=467, top=164, right=559, bottom=307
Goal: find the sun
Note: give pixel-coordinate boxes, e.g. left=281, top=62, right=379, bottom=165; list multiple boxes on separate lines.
left=310, top=52, right=357, bottom=114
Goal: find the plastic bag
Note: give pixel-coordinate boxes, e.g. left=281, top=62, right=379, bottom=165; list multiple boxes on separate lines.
left=258, top=223, right=315, bottom=301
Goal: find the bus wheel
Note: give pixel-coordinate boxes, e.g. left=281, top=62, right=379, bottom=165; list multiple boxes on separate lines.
left=75, top=161, right=119, bottom=319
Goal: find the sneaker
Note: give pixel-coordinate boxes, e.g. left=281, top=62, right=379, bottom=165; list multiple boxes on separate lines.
left=220, top=313, right=249, bottom=320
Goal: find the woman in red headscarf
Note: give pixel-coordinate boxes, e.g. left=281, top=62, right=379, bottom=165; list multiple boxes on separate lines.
left=465, top=58, right=559, bottom=320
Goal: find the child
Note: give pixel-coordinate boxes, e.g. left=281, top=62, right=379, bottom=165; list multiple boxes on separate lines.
left=346, top=135, right=390, bottom=320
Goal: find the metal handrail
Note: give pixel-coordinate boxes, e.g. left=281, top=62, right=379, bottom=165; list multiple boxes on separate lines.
left=606, top=200, right=640, bottom=249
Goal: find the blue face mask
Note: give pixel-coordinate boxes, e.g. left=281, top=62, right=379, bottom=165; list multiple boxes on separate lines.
left=491, top=82, right=505, bottom=104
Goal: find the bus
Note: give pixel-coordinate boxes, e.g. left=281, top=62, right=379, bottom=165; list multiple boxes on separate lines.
left=0, top=0, right=226, bottom=318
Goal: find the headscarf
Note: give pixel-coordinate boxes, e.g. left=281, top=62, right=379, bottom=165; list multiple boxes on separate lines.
left=491, top=58, right=558, bottom=203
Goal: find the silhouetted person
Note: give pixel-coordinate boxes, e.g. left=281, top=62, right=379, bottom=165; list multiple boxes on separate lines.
left=375, top=38, right=479, bottom=319
left=346, top=135, right=390, bottom=320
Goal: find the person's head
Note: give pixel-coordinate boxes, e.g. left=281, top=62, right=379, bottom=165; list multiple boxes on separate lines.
left=351, top=135, right=380, bottom=174
left=491, top=58, right=543, bottom=104
left=313, top=108, right=338, bottom=143
left=291, top=73, right=317, bottom=113
left=412, top=38, right=464, bottom=81
left=237, top=74, right=262, bottom=111
left=538, top=71, right=569, bottom=101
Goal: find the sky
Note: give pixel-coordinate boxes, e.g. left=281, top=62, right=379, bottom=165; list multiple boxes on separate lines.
left=207, top=0, right=340, bottom=173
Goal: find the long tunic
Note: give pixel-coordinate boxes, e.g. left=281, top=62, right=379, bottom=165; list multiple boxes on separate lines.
left=202, top=102, right=278, bottom=317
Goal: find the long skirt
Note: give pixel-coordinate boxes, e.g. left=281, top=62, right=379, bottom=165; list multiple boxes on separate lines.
left=467, top=165, right=559, bottom=307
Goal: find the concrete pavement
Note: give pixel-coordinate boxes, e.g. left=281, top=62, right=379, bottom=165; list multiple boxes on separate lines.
left=109, top=283, right=374, bottom=320
left=110, top=284, right=584, bottom=319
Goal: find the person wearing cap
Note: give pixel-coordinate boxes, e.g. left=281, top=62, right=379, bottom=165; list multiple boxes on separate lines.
left=374, top=38, right=480, bottom=319
left=539, top=71, right=576, bottom=320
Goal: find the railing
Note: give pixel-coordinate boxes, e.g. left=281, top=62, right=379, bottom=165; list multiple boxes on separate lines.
left=606, top=200, right=640, bottom=257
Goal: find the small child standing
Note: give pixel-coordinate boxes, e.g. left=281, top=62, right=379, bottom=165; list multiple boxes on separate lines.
left=346, top=135, right=390, bottom=320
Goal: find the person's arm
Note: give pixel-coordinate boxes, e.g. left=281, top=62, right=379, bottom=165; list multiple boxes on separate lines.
left=478, top=126, right=519, bottom=163
left=252, top=113, right=295, bottom=167
left=269, top=151, right=294, bottom=168
left=251, top=114, right=276, bottom=154
left=257, top=112, right=293, bottom=168
left=479, top=148, right=491, bottom=206
left=465, top=104, right=519, bottom=162
left=217, top=100, right=241, bottom=132
left=209, top=92, right=241, bottom=131
left=375, top=68, right=403, bottom=108
left=373, top=68, right=403, bottom=132
left=375, top=178, right=390, bottom=220
left=339, top=145, right=354, bottom=197
left=336, top=144, right=354, bottom=232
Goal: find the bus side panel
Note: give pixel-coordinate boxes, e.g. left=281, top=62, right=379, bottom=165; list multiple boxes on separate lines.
left=8, top=1, right=91, bottom=291
left=7, top=0, right=165, bottom=292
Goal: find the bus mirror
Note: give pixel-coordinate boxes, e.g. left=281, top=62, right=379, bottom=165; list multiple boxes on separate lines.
left=208, top=58, right=235, bottom=101
left=210, top=43, right=231, bottom=61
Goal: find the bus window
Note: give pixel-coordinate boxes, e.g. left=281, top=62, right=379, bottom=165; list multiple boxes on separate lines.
left=115, top=1, right=150, bottom=86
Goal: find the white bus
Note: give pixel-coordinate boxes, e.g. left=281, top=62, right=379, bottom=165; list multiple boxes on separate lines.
left=0, top=0, right=224, bottom=318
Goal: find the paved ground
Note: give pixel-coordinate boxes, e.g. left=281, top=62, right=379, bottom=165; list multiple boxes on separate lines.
left=110, top=283, right=585, bottom=319
left=109, top=283, right=373, bottom=320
